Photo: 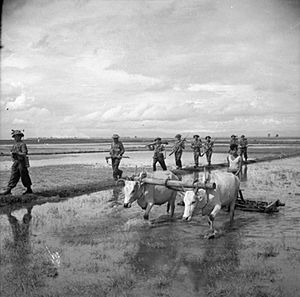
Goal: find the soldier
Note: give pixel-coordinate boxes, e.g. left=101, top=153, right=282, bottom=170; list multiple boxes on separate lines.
left=109, top=134, right=125, bottom=181
left=191, top=135, right=202, bottom=168
left=203, top=136, right=214, bottom=166
left=229, top=135, right=239, bottom=151
left=148, top=137, right=167, bottom=171
left=1, top=130, right=33, bottom=195
left=239, top=135, right=248, bottom=162
left=171, top=134, right=185, bottom=169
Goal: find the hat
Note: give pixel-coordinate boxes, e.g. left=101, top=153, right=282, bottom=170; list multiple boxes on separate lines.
left=205, top=136, right=211, bottom=140
left=193, top=135, right=199, bottom=138
left=154, top=137, right=161, bottom=142
left=11, top=130, right=24, bottom=138
left=112, top=134, right=119, bottom=138
left=231, top=134, right=236, bottom=138
left=241, top=135, right=245, bottom=138
left=175, top=134, right=181, bottom=139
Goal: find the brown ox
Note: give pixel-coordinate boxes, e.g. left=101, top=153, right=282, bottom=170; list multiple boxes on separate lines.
left=182, top=171, right=240, bottom=237
left=121, top=171, right=179, bottom=220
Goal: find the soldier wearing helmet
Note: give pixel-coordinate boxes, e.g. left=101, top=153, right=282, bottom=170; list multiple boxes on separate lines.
left=148, top=137, right=168, bottom=171
left=172, top=134, right=185, bottom=169
left=191, top=135, right=202, bottom=168
left=1, top=130, right=33, bottom=195
left=109, top=134, right=125, bottom=180
left=229, top=135, right=239, bottom=152
left=203, top=136, right=214, bottom=166
left=239, top=135, right=248, bottom=162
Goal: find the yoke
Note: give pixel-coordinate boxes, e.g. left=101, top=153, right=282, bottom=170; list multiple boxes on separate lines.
left=133, top=177, right=216, bottom=191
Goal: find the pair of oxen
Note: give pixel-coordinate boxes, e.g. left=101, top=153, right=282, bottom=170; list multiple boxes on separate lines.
left=118, top=170, right=240, bottom=237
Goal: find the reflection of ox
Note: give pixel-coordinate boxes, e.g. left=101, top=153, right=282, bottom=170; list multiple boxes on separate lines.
left=182, top=172, right=240, bottom=236
left=121, top=171, right=179, bottom=220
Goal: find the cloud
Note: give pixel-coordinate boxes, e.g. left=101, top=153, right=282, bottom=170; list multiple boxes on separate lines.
left=1, top=0, right=299, bottom=138
left=5, top=93, right=35, bottom=111
left=12, top=118, right=27, bottom=125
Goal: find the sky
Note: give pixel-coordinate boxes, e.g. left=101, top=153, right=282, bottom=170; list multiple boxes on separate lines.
left=1, top=0, right=300, bottom=139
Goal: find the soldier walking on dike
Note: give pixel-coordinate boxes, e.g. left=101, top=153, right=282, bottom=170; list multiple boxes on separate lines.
left=239, top=135, right=248, bottom=163
left=203, top=136, right=214, bottom=166
left=191, top=135, right=202, bottom=168
left=147, top=137, right=168, bottom=171
left=110, top=134, right=125, bottom=181
left=229, top=134, right=239, bottom=152
left=170, top=134, right=185, bottom=169
left=1, top=130, right=33, bottom=195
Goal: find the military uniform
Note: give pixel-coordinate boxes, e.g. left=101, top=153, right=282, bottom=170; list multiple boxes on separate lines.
left=203, top=137, right=214, bottom=166
left=173, top=135, right=185, bottom=169
left=151, top=141, right=167, bottom=171
left=191, top=137, right=202, bottom=167
left=2, top=130, right=33, bottom=195
left=110, top=135, right=125, bottom=180
left=239, top=136, right=248, bottom=162
left=229, top=135, right=239, bottom=151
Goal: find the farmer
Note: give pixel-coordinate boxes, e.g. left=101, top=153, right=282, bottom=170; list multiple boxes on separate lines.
left=191, top=135, right=202, bottom=168
left=1, top=130, right=33, bottom=195
left=239, top=135, right=248, bottom=163
left=148, top=137, right=167, bottom=171
left=171, top=134, right=185, bottom=169
left=227, top=144, right=242, bottom=176
left=110, top=134, right=125, bottom=181
left=203, top=136, right=214, bottom=166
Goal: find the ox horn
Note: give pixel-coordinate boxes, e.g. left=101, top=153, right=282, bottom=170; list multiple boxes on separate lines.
left=134, top=165, right=137, bottom=176
left=116, top=178, right=126, bottom=186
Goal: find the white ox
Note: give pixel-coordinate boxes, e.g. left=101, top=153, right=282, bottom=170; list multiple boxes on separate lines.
left=182, top=171, right=240, bottom=236
left=122, top=171, right=179, bottom=220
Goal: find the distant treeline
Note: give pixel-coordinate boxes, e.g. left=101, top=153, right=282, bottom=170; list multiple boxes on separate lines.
left=0, top=136, right=299, bottom=145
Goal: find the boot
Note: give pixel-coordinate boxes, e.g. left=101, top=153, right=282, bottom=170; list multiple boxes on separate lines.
left=23, top=187, right=33, bottom=195
left=0, top=188, right=12, bottom=195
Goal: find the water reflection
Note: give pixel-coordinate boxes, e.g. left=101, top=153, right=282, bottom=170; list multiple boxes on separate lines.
left=108, top=186, right=123, bottom=207
left=131, top=224, right=179, bottom=276
left=4, top=207, right=34, bottom=295
left=183, top=231, right=240, bottom=293
left=240, top=165, right=248, bottom=182
left=6, top=206, right=33, bottom=250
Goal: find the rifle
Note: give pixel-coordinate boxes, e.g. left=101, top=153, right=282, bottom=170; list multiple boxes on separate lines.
left=169, top=137, right=187, bottom=156
left=105, top=155, right=130, bottom=164
left=145, top=141, right=169, bottom=148
left=200, top=138, right=216, bottom=157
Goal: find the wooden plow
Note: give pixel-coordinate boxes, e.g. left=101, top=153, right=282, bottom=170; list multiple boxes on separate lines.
left=235, top=195, right=285, bottom=213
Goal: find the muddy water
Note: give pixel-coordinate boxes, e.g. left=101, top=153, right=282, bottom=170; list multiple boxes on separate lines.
left=0, top=157, right=299, bottom=297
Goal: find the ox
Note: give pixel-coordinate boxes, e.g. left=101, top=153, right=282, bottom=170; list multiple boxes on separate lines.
left=182, top=171, right=240, bottom=237
left=121, top=171, right=179, bottom=220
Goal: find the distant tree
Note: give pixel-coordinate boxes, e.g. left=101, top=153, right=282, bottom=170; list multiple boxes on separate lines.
left=268, top=133, right=271, bottom=137
left=275, top=134, right=279, bottom=137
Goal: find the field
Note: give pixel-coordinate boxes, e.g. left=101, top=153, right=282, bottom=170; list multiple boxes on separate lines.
left=0, top=140, right=299, bottom=297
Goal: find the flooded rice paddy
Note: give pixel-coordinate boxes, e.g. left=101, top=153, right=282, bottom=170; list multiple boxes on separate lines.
left=0, top=157, right=300, bottom=297
left=0, top=150, right=230, bottom=171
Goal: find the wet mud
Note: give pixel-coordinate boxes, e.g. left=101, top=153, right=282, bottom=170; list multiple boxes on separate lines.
left=0, top=157, right=299, bottom=297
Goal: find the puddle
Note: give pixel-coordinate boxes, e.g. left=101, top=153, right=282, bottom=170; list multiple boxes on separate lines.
left=0, top=157, right=300, bottom=297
